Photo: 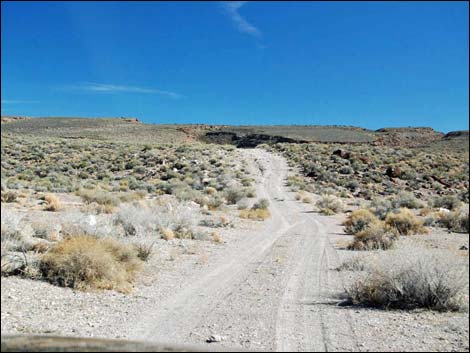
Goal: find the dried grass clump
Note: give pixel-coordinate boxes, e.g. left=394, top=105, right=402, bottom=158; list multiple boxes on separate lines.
left=44, top=194, right=61, bottom=211
left=348, top=221, right=398, bottom=251
left=316, top=195, right=344, bottom=215
left=160, top=227, right=175, bottom=241
left=368, top=198, right=393, bottom=220
left=40, top=235, right=142, bottom=292
left=239, top=198, right=271, bottom=221
left=302, top=196, right=313, bottom=204
left=343, top=209, right=379, bottom=234
left=346, top=249, right=467, bottom=311
left=211, top=231, right=223, bottom=243
left=385, top=208, right=427, bottom=235
left=205, top=187, right=217, bottom=195
left=78, top=189, right=120, bottom=207
left=134, top=242, right=154, bottom=262
left=239, top=208, right=271, bottom=221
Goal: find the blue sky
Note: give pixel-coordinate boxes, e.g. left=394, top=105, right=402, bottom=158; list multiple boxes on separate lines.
left=1, top=1, right=468, bottom=132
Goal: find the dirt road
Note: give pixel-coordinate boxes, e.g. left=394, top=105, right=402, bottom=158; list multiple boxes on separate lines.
left=129, top=149, right=357, bottom=351
left=2, top=149, right=468, bottom=351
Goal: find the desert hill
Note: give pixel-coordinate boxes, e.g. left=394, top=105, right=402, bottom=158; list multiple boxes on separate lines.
left=1, top=116, right=467, bottom=150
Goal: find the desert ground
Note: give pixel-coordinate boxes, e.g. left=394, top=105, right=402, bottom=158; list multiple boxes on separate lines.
left=1, top=118, right=469, bottom=352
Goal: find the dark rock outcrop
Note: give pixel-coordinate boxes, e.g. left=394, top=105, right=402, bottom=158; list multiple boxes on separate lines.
left=385, top=166, right=403, bottom=178
left=201, top=131, right=307, bottom=148
left=443, top=130, right=469, bottom=139
left=333, top=149, right=351, bottom=159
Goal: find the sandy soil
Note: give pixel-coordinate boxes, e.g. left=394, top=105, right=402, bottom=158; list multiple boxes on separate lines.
left=1, top=149, right=469, bottom=352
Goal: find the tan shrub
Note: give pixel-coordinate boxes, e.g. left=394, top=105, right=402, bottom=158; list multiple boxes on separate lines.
left=239, top=208, right=271, bottom=221
left=205, top=187, right=217, bottom=195
left=78, top=189, right=120, bottom=207
left=160, top=227, right=175, bottom=241
left=211, top=231, right=222, bottom=243
left=343, top=209, right=379, bottom=234
left=219, top=215, right=230, bottom=226
left=302, top=196, right=313, bottom=204
left=419, top=207, right=432, bottom=217
left=39, top=235, right=142, bottom=292
left=385, top=208, right=426, bottom=235
left=31, top=240, right=51, bottom=253
left=102, top=204, right=116, bottom=214
left=118, top=191, right=147, bottom=203
left=348, top=221, right=398, bottom=250
left=44, top=194, right=61, bottom=212
left=119, top=180, right=129, bottom=191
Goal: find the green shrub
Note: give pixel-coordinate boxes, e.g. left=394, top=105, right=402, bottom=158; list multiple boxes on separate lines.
left=224, top=187, right=245, bottom=205
left=438, top=207, right=469, bottom=233
left=316, top=195, right=344, bottom=215
left=346, top=250, right=466, bottom=311
left=252, top=198, right=269, bottom=210
left=431, top=195, right=462, bottom=211
left=391, top=192, right=424, bottom=209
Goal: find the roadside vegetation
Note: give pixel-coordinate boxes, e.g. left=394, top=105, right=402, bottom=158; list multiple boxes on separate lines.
left=0, top=135, right=266, bottom=291
left=342, top=248, right=467, bottom=312
left=270, top=141, right=469, bottom=314
left=265, top=142, right=469, bottom=203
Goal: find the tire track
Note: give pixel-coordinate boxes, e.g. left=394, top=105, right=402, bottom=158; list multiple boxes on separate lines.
left=130, top=148, right=359, bottom=352
left=130, top=149, right=295, bottom=344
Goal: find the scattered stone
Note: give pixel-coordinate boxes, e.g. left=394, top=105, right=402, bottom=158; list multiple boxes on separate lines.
left=206, top=334, right=224, bottom=343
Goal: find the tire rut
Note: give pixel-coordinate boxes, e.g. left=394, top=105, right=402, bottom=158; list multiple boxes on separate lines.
left=129, top=149, right=359, bottom=352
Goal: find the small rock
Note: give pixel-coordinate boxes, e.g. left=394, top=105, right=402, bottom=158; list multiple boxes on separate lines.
left=206, top=334, right=224, bottom=343
left=459, top=245, right=468, bottom=250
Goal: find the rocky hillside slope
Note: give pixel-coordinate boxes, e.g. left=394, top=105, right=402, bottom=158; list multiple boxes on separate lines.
left=1, top=116, right=467, bottom=149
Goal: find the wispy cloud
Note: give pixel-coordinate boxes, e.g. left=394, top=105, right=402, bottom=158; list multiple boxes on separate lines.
left=220, top=1, right=261, bottom=38
left=1, top=99, right=39, bottom=104
left=66, top=82, right=183, bottom=99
